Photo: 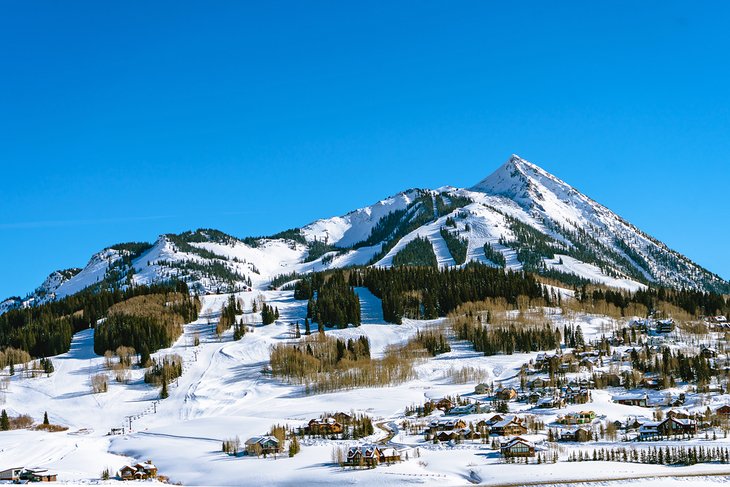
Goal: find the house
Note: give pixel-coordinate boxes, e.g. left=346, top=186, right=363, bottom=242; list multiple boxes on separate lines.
left=526, top=391, right=542, bottom=404
left=119, top=466, right=138, bottom=481
left=500, top=437, right=535, bottom=457
left=119, top=462, right=157, bottom=481
left=133, top=462, right=157, bottom=479
left=536, top=396, right=565, bottom=409
left=559, top=411, right=595, bottom=425
left=490, top=416, right=527, bottom=436
left=447, top=403, right=484, bottom=415
left=641, top=376, right=661, bottom=389
left=0, top=467, right=23, bottom=482
left=657, top=417, right=697, bottom=437
left=20, top=468, right=58, bottom=482
left=656, top=319, right=675, bottom=333
left=494, top=388, right=518, bottom=401
left=429, top=398, right=453, bottom=411
left=715, top=404, right=730, bottom=416
left=624, top=417, right=647, bottom=431
left=639, top=421, right=660, bottom=440
left=580, top=357, right=598, bottom=370
left=333, top=412, right=353, bottom=423
left=474, top=383, right=489, bottom=395
left=345, top=445, right=383, bottom=467
left=483, top=414, right=504, bottom=427
left=613, top=393, right=648, bottom=407
left=307, top=417, right=344, bottom=435
left=429, top=418, right=467, bottom=432
left=245, top=436, right=281, bottom=456
left=528, top=377, right=550, bottom=390
left=559, top=427, right=592, bottom=442
left=701, top=347, right=718, bottom=358
left=666, top=409, right=691, bottom=420
left=565, top=388, right=591, bottom=404
left=639, top=417, right=697, bottom=440
left=630, top=319, right=649, bottom=331
left=436, top=428, right=473, bottom=442
left=380, top=448, right=402, bottom=464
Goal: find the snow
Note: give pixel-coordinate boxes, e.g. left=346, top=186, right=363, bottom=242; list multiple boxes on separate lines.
left=3, top=290, right=730, bottom=485
left=301, top=189, right=420, bottom=247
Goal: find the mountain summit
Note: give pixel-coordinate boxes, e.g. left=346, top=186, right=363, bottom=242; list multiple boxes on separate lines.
left=3, top=155, right=728, bottom=313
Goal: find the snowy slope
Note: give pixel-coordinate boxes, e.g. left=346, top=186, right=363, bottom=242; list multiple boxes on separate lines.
left=301, top=189, right=420, bottom=247
left=5, top=155, right=728, bottom=309
left=471, top=155, right=729, bottom=293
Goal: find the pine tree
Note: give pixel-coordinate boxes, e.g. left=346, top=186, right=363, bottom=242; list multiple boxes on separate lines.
left=160, top=378, right=169, bottom=399
left=0, top=409, right=9, bottom=431
left=304, top=318, right=311, bottom=335
left=289, top=435, right=300, bottom=457
left=43, top=411, right=49, bottom=425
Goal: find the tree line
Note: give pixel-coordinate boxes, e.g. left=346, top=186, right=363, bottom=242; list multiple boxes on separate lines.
left=0, top=281, right=192, bottom=358
left=94, top=290, right=200, bottom=356
left=296, top=272, right=360, bottom=328
left=358, top=263, right=544, bottom=324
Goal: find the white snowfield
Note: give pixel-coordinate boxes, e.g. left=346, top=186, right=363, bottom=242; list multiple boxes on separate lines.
left=2, top=288, right=730, bottom=486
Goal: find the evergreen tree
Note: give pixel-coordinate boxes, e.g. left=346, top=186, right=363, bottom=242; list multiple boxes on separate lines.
left=160, top=378, right=169, bottom=399
left=304, top=318, right=311, bottom=335
left=0, top=409, right=8, bottom=431
left=43, top=411, right=49, bottom=425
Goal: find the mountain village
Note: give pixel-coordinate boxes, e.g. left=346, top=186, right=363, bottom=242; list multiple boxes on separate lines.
left=0, top=158, right=729, bottom=485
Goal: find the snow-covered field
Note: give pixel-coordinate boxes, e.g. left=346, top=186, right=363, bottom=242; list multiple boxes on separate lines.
left=1, top=288, right=730, bottom=486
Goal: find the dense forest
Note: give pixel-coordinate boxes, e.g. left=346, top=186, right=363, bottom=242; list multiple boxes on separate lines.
left=577, top=285, right=728, bottom=317
left=0, top=281, right=192, bottom=358
left=93, top=289, right=200, bottom=355
left=440, top=228, right=468, bottom=265
left=295, top=272, right=360, bottom=328
left=482, top=242, right=506, bottom=268
left=392, top=236, right=438, bottom=268
left=304, top=272, right=360, bottom=328
left=451, top=317, right=561, bottom=356
left=356, top=263, right=544, bottom=324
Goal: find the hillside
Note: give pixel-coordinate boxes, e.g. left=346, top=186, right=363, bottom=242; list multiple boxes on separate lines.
left=3, top=155, right=727, bottom=313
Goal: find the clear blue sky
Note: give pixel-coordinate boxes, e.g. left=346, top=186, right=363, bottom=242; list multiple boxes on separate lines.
left=1, top=1, right=729, bottom=298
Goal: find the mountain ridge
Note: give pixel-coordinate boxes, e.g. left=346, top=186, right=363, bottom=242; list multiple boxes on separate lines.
left=3, top=155, right=727, bottom=314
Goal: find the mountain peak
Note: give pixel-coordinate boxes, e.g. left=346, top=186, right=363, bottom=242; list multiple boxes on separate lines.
left=470, top=154, right=537, bottom=202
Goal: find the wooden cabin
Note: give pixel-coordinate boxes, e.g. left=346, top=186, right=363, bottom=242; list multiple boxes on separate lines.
left=490, top=416, right=527, bottom=436
left=345, top=445, right=383, bottom=467
left=559, top=427, right=592, bottom=442
left=500, top=437, right=535, bottom=457
left=245, top=436, right=281, bottom=456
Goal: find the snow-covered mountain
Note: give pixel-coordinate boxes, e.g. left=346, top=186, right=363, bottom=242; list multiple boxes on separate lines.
left=5, top=155, right=728, bottom=310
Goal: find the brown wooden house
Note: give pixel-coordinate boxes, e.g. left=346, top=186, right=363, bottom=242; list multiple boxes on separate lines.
left=559, top=427, right=592, bottom=442
left=500, top=437, right=535, bottom=457
left=245, top=436, right=281, bottom=456
left=490, top=416, right=527, bottom=436
left=119, top=461, right=157, bottom=481
left=494, top=388, right=518, bottom=401
left=307, top=417, right=344, bottom=435
left=345, top=445, right=384, bottom=467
